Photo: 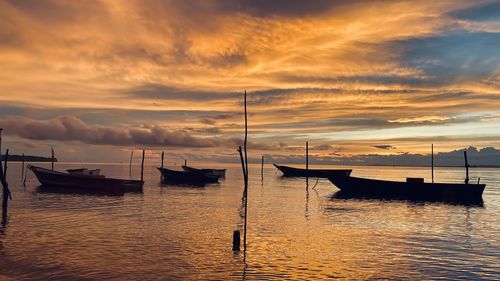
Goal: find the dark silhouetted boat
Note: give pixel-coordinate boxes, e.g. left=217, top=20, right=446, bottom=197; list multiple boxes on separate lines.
left=273, top=163, right=352, bottom=178
left=158, top=167, right=220, bottom=185
left=328, top=175, right=486, bottom=201
left=182, top=165, right=226, bottom=178
left=29, top=165, right=144, bottom=193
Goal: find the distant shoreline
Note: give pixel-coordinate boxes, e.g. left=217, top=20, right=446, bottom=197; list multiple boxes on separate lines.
left=0, top=154, right=57, bottom=162
left=1, top=159, right=498, bottom=168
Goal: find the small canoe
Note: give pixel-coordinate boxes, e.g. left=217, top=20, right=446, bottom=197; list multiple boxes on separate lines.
left=273, top=163, right=352, bottom=178
left=328, top=175, right=485, bottom=201
left=182, top=165, right=226, bottom=178
left=29, top=165, right=143, bottom=193
left=158, top=167, right=220, bottom=185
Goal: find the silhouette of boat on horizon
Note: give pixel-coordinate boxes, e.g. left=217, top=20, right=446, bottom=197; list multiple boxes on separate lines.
left=157, top=167, right=220, bottom=185
left=182, top=165, right=226, bottom=178
left=273, top=163, right=352, bottom=178
left=29, top=165, right=144, bottom=193
left=329, top=175, right=486, bottom=202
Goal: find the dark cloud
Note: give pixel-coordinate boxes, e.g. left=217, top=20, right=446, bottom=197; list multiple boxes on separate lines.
left=0, top=115, right=237, bottom=148
left=399, top=32, right=500, bottom=78
left=372, top=145, right=396, bottom=150
left=6, top=0, right=106, bottom=23
left=450, top=2, right=500, bottom=21
left=211, top=0, right=355, bottom=18
left=313, top=144, right=334, bottom=151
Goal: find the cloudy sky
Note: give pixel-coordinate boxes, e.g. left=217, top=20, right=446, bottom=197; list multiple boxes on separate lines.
left=0, top=0, right=499, bottom=164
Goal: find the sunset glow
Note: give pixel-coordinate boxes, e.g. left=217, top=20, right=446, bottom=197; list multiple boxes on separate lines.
left=1, top=0, right=499, bottom=163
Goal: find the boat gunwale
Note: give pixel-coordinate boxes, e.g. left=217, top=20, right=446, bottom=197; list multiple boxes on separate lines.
left=29, top=165, right=144, bottom=184
left=329, top=174, right=486, bottom=189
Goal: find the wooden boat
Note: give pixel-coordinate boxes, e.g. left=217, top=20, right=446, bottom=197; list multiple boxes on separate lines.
left=328, top=175, right=486, bottom=201
left=273, top=163, right=352, bottom=178
left=182, top=165, right=226, bottom=178
left=158, top=167, right=220, bottom=185
left=29, top=165, right=143, bottom=193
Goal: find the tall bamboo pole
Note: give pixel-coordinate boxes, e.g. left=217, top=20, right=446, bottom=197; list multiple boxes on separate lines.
left=464, top=151, right=469, bottom=184
left=51, top=147, right=55, bottom=171
left=129, top=150, right=133, bottom=178
left=260, top=156, right=264, bottom=182
left=21, top=153, right=25, bottom=181
left=431, top=144, right=434, bottom=183
left=140, top=149, right=145, bottom=182
left=0, top=128, right=3, bottom=161
left=306, top=141, right=309, bottom=188
left=242, top=91, right=249, bottom=253
left=1, top=149, right=11, bottom=225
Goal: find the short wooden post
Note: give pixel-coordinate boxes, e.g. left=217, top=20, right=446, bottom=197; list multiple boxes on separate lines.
left=161, top=151, right=164, bottom=168
left=140, top=149, right=145, bottom=182
left=232, top=230, right=241, bottom=251
left=51, top=147, right=55, bottom=171
left=260, top=155, right=264, bottom=182
left=21, top=153, right=25, bottom=181
left=1, top=149, right=11, bottom=225
left=0, top=128, right=3, bottom=159
left=3, top=150, right=8, bottom=183
left=464, top=151, right=469, bottom=184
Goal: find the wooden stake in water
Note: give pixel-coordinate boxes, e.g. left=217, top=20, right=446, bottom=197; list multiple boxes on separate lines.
left=3, top=149, right=6, bottom=177
left=1, top=149, right=11, bottom=225
left=243, top=91, right=248, bottom=184
left=464, top=150, right=469, bottom=184
left=129, top=150, right=134, bottom=178
left=306, top=141, right=309, bottom=188
left=161, top=151, right=164, bottom=168
left=235, top=91, right=250, bottom=253
left=51, top=147, right=55, bottom=171
left=3, top=150, right=8, bottom=184
left=140, top=149, right=145, bottom=182
left=232, top=230, right=241, bottom=251
left=242, top=91, right=249, bottom=253
left=0, top=128, right=3, bottom=160
left=21, top=153, right=25, bottom=181
left=431, top=144, right=434, bottom=183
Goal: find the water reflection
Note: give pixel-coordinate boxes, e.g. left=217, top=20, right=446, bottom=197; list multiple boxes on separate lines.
left=35, top=185, right=126, bottom=197
left=0, top=163, right=498, bottom=280
left=331, top=190, right=485, bottom=207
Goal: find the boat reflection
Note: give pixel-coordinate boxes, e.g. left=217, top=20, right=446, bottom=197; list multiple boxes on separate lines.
left=331, top=190, right=484, bottom=207
left=35, top=185, right=127, bottom=196
left=159, top=182, right=216, bottom=188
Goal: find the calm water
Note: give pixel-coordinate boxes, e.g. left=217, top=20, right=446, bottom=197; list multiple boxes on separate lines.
left=1, top=162, right=499, bottom=280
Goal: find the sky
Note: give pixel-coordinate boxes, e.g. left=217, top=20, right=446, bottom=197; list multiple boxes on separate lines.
left=0, top=0, right=499, bottom=165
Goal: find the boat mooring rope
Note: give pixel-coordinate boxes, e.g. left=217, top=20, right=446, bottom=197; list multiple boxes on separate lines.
left=311, top=177, right=320, bottom=189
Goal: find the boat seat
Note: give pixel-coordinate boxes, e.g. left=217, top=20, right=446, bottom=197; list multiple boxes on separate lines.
left=406, top=178, right=424, bottom=183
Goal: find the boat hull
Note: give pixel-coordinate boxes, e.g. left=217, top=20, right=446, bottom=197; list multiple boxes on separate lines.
left=158, top=167, right=220, bottom=185
left=329, top=175, right=485, bottom=201
left=182, top=166, right=226, bottom=178
left=29, top=165, right=143, bottom=193
left=274, top=164, right=351, bottom=178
